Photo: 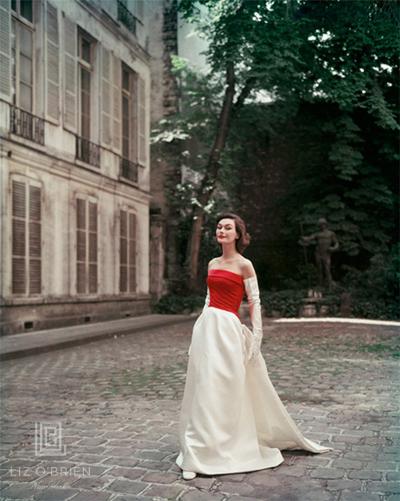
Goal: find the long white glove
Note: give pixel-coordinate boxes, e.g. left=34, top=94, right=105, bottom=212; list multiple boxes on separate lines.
left=243, top=276, right=263, bottom=361
left=202, top=286, right=210, bottom=313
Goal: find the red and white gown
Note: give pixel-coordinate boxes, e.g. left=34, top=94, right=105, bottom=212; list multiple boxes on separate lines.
left=176, top=268, right=332, bottom=475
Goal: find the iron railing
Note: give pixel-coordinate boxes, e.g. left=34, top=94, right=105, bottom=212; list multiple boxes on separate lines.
left=75, top=135, right=100, bottom=167
left=117, top=0, right=136, bottom=35
left=120, top=157, right=138, bottom=183
left=10, top=105, right=45, bottom=145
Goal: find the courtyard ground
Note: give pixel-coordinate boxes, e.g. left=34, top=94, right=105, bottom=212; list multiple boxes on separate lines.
left=0, top=318, right=399, bottom=500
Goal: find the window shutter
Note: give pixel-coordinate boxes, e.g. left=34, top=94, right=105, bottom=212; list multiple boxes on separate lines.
left=63, top=16, right=77, bottom=131
left=130, top=74, right=138, bottom=162
left=18, top=24, right=33, bottom=112
left=138, top=77, right=146, bottom=165
left=46, top=2, right=60, bottom=121
left=112, top=54, right=121, bottom=151
left=12, top=180, right=26, bottom=294
left=76, top=198, right=86, bottom=293
left=0, top=0, right=11, bottom=101
left=120, top=209, right=127, bottom=292
left=128, top=212, right=136, bottom=292
left=88, top=201, right=97, bottom=293
left=100, top=47, right=111, bottom=145
left=29, top=185, right=41, bottom=294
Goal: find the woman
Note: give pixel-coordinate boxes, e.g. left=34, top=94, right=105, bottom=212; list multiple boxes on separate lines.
left=176, top=213, right=332, bottom=480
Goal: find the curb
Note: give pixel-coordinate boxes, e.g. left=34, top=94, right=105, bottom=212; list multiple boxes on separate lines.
left=0, top=315, right=195, bottom=361
left=273, top=317, right=400, bottom=327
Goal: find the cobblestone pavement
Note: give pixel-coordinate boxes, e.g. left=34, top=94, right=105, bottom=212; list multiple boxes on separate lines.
left=0, top=319, right=399, bottom=501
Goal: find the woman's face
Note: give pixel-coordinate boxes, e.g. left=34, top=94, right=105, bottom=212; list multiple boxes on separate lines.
left=216, top=218, right=239, bottom=245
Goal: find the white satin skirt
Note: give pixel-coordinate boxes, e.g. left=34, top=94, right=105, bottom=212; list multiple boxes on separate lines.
left=176, top=306, right=332, bottom=475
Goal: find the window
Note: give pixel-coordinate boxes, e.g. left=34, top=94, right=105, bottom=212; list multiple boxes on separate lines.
left=63, top=16, right=77, bottom=130
left=46, top=1, right=60, bottom=122
left=121, top=64, right=138, bottom=182
left=117, top=0, right=136, bottom=35
left=76, top=198, right=98, bottom=294
left=78, top=30, right=94, bottom=141
left=9, top=0, right=46, bottom=143
left=120, top=209, right=136, bottom=293
left=11, top=179, right=41, bottom=295
left=75, top=29, right=100, bottom=166
left=11, top=0, right=33, bottom=23
left=138, top=77, right=146, bottom=165
left=122, top=65, right=131, bottom=159
left=11, top=3, right=34, bottom=112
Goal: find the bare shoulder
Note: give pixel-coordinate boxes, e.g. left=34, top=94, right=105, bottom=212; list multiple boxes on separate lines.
left=208, top=257, right=219, bottom=269
left=240, top=258, right=256, bottom=279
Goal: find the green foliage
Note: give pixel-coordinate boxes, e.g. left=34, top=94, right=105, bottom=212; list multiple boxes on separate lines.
left=275, top=263, right=320, bottom=290
left=261, top=287, right=343, bottom=318
left=351, top=297, right=398, bottom=321
left=153, top=1, right=398, bottom=310
left=299, top=1, right=399, bottom=126
left=341, top=244, right=400, bottom=320
left=151, top=57, right=240, bottom=273
left=261, top=289, right=306, bottom=317
left=151, top=56, right=223, bottom=152
left=174, top=1, right=399, bottom=264
left=280, top=107, right=397, bottom=258
left=260, top=244, right=399, bottom=320
left=152, top=293, right=205, bottom=314
left=281, top=3, right=399, bottom=262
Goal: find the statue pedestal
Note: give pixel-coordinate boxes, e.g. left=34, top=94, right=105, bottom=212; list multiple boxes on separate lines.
left=300, top=289, right=329, bottom=317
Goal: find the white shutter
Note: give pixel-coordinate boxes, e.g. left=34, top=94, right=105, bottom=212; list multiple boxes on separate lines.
left=46, top=2, right=59, bottom=121
left=0, top=0, right=11, bottom=101
left=112, top=54, right=121, bottom=151
left=138, top=76, right=146, bottom=165
left=88, top=201, right=97, bottom=294
left=12, top=179, right=42, bottom=296
left=128, top=211, right=136, bottom=292
left=29, top=184, right=42, bottom=295
left=76, top=198, right=86, bottom=294
left=130, top=73, right=138, bottom=162
left=12, top=180, right=26, bottom=294
left=120, top=209, right=127, bottom=292
left=63, top=15, right=77, bottom=131
left=101, top=46, right=111, bottom=145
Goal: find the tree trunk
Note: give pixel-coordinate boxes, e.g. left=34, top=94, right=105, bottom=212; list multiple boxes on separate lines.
left=186, top=62, right=236, bottom=291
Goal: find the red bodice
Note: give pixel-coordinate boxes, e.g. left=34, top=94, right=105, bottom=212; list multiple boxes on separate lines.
left=207, top=269, right=245, bottom=318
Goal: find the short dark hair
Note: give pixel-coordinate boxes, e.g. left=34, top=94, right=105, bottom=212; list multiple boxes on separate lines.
left=216, top=212, right=251, bottom=254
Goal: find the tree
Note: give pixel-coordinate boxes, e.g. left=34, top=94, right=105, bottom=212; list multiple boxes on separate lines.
left=178, top=0, right=308, bottom=289
left=162, top=0, right=399, bottom=290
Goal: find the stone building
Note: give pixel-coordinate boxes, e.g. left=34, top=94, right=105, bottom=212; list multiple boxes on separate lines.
left=147, top=0, right=180, bottom=299
left=0, top=0, right=152, bottom=334
left=148, top=0, right=208, bottom=298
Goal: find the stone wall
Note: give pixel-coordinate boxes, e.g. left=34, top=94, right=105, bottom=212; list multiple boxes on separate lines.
left=148, top=0, right=182, bottom=298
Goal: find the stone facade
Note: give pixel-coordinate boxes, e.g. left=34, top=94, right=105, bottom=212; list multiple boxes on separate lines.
left=148, top=0, right=182, bottom=297
left=0, top=0, right=152, bottom=334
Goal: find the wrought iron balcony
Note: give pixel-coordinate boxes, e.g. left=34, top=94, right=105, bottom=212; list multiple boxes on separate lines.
left=120, top=157, right=138, bottom=183
left=10, top=105, right=45, bottom=145
left=117, top=0, right=136, bottom=35
left=75, top=135, right=100, bottom=167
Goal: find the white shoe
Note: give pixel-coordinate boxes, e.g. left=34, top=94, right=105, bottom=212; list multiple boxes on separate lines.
left=182, top=470, right=197, bottom=480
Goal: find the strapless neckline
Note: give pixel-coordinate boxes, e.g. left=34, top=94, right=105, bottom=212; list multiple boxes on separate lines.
left=208, top=268, right=243, bottom=280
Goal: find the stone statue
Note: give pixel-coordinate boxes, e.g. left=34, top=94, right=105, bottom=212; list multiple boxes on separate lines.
left=298, top=218, right=339, bottom=290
